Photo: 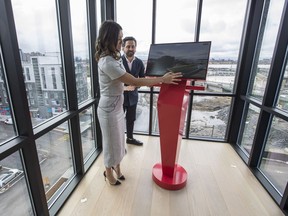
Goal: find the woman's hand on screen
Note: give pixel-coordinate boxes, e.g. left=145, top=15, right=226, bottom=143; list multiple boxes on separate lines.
left=162, top=72, right=182, bottom=84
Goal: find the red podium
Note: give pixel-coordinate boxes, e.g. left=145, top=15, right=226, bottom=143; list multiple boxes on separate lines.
left=152, top=80, right=204, bottom=190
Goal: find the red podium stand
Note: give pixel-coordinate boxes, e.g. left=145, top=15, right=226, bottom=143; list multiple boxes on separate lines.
left=152, top=80, right=204, bottom=190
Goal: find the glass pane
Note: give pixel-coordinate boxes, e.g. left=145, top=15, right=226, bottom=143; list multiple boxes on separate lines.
left=189, top=96, right=231, bottom=139
left=117, top=0, right=152, bottom=63
left=156, top=0, right=197, bottom=43
left=96, top=0, right=102, bottom=32
left=276, top=56, right=288, bottom=112
left=197, top=0, right=247, bottom=93
left=151, top=94, right=160, bottom=134
left=117, top=0, right=152, bottom=95
left=0, top=152, right=33, bottom=215
left=195, top=62, right=237, bottom=93
left=249, top=0, right=285, bottom=101
left=116, top=0, right=153, bottom=133
left=80, top=107, right=96, bottom=162
left=0, top=48, right=17, bottom=144
left=259, top=116, right=288, bottom=195
left=35, top=121, right=74, bottom=202
left=70, top=0, right=92, bottom=103
left=134, top=92, right=151, bottom=134
left=238, top=104, right=260, bottom=155
left=11, top=0, right=67, bottom=127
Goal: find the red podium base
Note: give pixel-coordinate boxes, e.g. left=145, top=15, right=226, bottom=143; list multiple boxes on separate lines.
left=152, top=163, right=187, bottom=190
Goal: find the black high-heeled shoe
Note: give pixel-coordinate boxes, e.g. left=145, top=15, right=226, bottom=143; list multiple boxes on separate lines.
left=112, top=167, right=125, bottom=180
left=103, top=171, right=121, bottom=185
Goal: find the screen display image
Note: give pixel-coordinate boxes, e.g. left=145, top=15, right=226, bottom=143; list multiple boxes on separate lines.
left=145, top=41, right=211, bottom=80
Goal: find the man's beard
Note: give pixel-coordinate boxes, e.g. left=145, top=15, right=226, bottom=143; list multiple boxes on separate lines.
left=126, top=51, right=135, bottom=57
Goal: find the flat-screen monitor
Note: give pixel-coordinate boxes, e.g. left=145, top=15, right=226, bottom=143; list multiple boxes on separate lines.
left=145, top=41, right=211, bottom=80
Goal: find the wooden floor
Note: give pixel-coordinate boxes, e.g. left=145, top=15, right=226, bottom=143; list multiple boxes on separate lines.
left=57, top=135, right=284, bottom=216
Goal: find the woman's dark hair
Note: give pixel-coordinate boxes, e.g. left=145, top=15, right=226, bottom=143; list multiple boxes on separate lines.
left=95, top=20, right=122, bottom=62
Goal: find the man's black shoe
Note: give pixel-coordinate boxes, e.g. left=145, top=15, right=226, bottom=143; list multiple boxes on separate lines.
left=126, top=138, right=143, bottom=146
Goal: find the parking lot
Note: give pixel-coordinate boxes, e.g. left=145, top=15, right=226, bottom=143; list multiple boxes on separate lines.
left=0, top=166, right=23, bottom=193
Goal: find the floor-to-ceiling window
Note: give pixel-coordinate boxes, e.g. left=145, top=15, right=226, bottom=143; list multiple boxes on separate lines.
left=70, top=0, right=98, bottom=165
left=236, top=0, right=288, bottom=209
left=0, top=0, right=99, bottom=214
left=191, top=0, right=247, bottom=140
left=11, top=0, right=77, bottom=206
left=116, top=0, right=153, bottom=134
left=116, top=0, right=247, bottom=140
left=152, top=0, right=198, bottom=135
left=239, top=0, right=286, bottom=155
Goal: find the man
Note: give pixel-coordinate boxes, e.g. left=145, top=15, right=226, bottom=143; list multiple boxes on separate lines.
left=121, top=36, right=145, bottom=146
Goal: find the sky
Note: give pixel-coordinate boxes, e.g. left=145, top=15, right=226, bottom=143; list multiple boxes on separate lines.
left=9, top=0, right=286, bottom=61
left=117, top=0, right=285, bottom=61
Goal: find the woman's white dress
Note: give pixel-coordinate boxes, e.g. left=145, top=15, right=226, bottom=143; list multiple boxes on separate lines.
left=97, top=56, right=126, bottom=168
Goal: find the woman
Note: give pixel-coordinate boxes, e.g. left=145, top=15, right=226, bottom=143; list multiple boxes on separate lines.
left=95, top=20, right=182, bottom=186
